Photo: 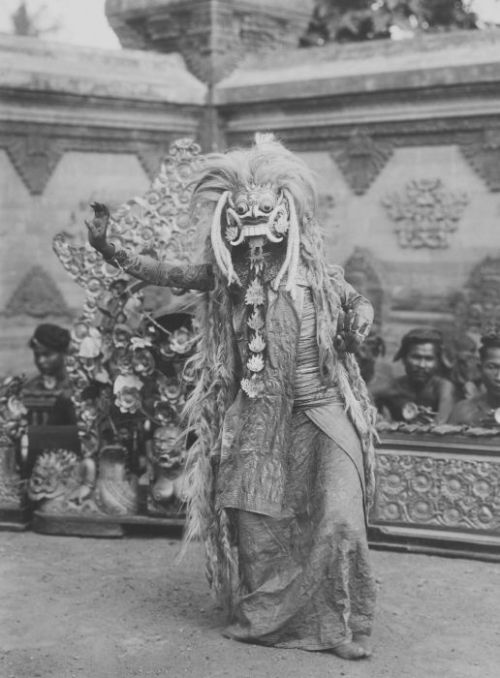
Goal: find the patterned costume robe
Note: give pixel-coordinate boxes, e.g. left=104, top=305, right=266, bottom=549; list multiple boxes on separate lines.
left=108, top=247, right=376, bottom=650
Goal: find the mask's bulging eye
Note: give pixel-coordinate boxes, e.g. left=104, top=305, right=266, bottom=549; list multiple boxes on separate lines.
left=235, top=202, right=248, bottom=215
left=260, top=199, right=274, bottom=213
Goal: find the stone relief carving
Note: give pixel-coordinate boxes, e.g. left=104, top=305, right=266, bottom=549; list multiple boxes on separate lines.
left=106, top=0, right=314, bottom=84
left=343, top=247, right=384, bottom=325
left=3, top=266, right=70, bottom=318
left=0, top=132, right=175, bottom=196
left=383, top=178, right=469, bottom=249
left=452, top=256, right=500, bottom=336
left=136, top=143, right=174, bottom=181
left=1, top=135, right=64, bottom=195
left=329, top=131, right=393, bottom=195
left=316, top=192, right=340, bottom=245
left=461, top=129, right=500, bottom=192
left=371, top=451, right=500, bottom=534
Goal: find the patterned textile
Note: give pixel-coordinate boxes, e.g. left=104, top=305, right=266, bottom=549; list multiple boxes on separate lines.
left=224, top=411, right=376, bottom=649
left=222, top=288, right=375, bottom=649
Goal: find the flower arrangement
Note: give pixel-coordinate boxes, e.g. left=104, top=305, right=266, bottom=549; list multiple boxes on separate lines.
left=0, top=375, right=28, bottom=444
left=53, top=139, right=204, bottom=470
left=65, top=286, right=197, bottom=463
left=0, top=375, right=29, bottom=510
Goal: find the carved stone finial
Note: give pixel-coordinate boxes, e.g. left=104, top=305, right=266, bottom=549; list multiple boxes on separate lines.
left=3, top=266, right=70, bottom=318
left=105, top=0, right=315, bottom=84
left=382, top=179, right=469, bottom=249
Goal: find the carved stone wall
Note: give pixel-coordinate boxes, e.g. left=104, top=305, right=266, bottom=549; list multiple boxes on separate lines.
left=383, top=179, right=469, bottom=250
left=344, top=247, right=385, bottom=326
left=4, top=28, right=500, bottom=373
left=453, top=256, right=500, bottom=337
left=0, top=34, right=204, bottom=375
left=214, top=28, right=500, bottom=358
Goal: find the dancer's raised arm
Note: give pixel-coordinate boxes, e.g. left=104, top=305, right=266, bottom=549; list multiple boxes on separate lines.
left=85, top=202, right=214, bottom=291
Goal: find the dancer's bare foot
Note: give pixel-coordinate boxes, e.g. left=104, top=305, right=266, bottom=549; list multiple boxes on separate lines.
left=331, top=641, right=372, bottom=660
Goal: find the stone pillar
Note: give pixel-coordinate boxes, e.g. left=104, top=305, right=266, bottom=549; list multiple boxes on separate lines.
left=105, top=0, right=315, bottom=85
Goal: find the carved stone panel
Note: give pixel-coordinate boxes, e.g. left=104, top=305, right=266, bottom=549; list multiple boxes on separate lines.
left=383, top=179, right=469, bottom=249
left=453, top=256, right=500, bottom=336
left=461, top=129, right=500, bottom=192
left=106, top=0, right=315, bottom=84
left=136, top=143, right=174, bottom=181
left=0, top=135, right=64, bottom=195
left=371, top=442, right=500, bottom=539
left=330, top=131, right=393, bottom=195
left=3, top=266, right=70, bottom=318
left=344, top=247, right=384, bottom=325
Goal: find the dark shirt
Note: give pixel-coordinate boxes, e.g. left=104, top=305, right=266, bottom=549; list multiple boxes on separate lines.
left=22, top=374, right=76, bottom=426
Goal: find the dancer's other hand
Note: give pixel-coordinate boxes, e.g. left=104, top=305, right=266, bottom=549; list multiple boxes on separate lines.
left=85, top=202, right=111, bottom=254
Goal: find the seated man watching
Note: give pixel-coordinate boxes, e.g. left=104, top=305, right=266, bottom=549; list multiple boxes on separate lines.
left=23, top=323, right=76, bottom=426
left=449, top=333, right=500, bottom=427
left=373, top=327, right=456, bottom=425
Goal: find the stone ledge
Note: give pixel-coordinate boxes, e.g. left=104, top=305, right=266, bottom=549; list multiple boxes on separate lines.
left=0, top=34, right=206, bottom=105
left=215, top=29, right=500, bottom=104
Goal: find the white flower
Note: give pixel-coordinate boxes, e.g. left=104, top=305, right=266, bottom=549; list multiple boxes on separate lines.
left=247, top=354, right=264, bottom=373
left=130, top=337, right=152, bottom=350
left=241, top=377, right=264, bottom=399
left=7, top=396, right=28, bottom=419
left=245, top=279, right=265, bottom=307
left=113, top=374, right=143, bottom=394
left=248, top=334, right=266, bottom=353
left=78, top=333, right=102, bottom=358
left=247, top=309, right=265, bottom=331
left=114, top=388, right=142, bottom=414
left=94, top=367, right=111, bottom=384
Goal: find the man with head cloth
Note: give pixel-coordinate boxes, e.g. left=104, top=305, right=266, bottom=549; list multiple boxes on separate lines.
left=24, top=323, right=76, bottom=425
left=373, top=327, right=456, bottom=424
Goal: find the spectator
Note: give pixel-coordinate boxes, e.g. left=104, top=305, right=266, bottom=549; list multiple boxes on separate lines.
left=373, top=327, right=456, bottom=424
left=449, top=334, right=500, bottom=427
left=23, top=323, right=76, bottom=426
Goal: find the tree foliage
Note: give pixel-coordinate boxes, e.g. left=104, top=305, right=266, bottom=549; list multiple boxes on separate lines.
left=11, top=1, right=60, bottom=38
left=301, top=0, right=478, bottom=46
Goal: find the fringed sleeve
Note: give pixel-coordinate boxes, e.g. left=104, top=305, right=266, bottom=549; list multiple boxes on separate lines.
left=108, top=247, right=215, bottom=291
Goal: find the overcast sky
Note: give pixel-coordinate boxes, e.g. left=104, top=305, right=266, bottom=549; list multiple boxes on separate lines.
left=0, top=0, right=498, bottom=51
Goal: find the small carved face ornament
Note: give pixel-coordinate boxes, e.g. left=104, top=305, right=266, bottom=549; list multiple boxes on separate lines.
left=152, top=425, right=183, bottom=469
left=224, top=184, right=289, bottom=246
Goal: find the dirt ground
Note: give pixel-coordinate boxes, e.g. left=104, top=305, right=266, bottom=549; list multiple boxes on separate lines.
left=0, top=530, right=498, bottom=678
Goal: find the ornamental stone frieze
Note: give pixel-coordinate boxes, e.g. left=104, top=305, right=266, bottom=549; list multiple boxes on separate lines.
left=344, top=248, right=384, bottom=325
left=453, top=256, right=500, bottom=336
left=371, top=444, right=500, bottom=539
left=382, top=178, right=469, bottom=249
left=105, top=0, right=315, bottom=84
left=1, top=135, right=64, bottom=195
left=0, top=131, right=176, bottom=195
left=3, top=266, right=70, bottom=318
left=330, top=131, right=393, bottom=195
left=460, top=129, right=500, bottom=192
